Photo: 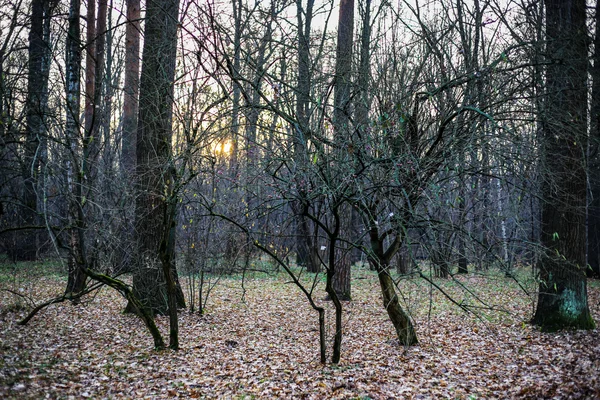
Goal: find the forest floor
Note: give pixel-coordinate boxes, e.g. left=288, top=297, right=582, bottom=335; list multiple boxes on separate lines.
left=0, top=261, right=599, bottom=399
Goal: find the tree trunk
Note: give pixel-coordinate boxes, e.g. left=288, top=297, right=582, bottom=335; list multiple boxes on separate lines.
left=532, top=0, right=594, bottom=331
left=377, top=268, right=418, bottom=346
left=349, top=0, right=372, bottom=266
left=116, top=0, right=141, bottom=274
left=587, top=0, right=600, bottom=278
left=64, top=0, right=87, bottom=296
left=21, top=0, right=52, bottom=261
left=101, top=3, right=113, bottom=172
left=325, top=236, right=343, bottom=364
left=294, top=0, right=320, bottom=273
left=84, top=0, right=96, bottom=143
left=457, top=184, right=468, bottom=274
left=494, top=176, right=511, bottom=276
left=160, top=193, right=180, bottom=349
left=296, top=212, right=320, bottom=272
left=131, top=0, right=184, bottom=316
left=396, top=246, right=413, bottom=275
left=80, top=0, right=104, bottom=218
left=368, top=216, right=418, bottom=345
left=121, top=0, right=140, bottom=175
left=93, top=0, right=107, bottom=119
left=91, top=0, right=107, bottom=174
left=332, top=243, right=351, bottom=300
left=331, top=0, right=354, bottom=299
left=229, top=0, right=242, bottom=167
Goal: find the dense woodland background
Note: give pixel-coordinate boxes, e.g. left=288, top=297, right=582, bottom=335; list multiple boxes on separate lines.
left=1, top=0, right=599, bottom=397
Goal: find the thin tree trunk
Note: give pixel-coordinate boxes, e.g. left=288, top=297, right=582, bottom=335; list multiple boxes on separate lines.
left=64, top=0, right=87, bottom=296
left=332, top=225, right=351, bottom=300
left=325, top=230, right=343, bottom=364
left=102, top=0, right=113, bottom=167
left=294, top=0, right=320, bottom=272
left=377, top=268, right=418, bottom=345
left=84, top=0, right=96, bottom=142
left=230, top=0, right=242, bottom=168
left=21, top=0, right=52, bottom=261
left=368, top=212, right=418, bottom=345
left=92, top=0, right=107, bottom=176
left=121, top=0, right=140, bottom=175
left=160, top=192, right=179, bottom=349
left=116, top=0, right=141, bottom=275
left=331, top=0, right=354, bottom=299
left=94, top=0, right=107, bottom=115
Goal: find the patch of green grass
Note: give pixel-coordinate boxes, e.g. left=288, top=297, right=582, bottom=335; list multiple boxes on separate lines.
left=0, top=258, right=66, bottom=283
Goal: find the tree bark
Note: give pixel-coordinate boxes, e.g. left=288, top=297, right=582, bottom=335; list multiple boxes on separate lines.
left=90, top=0, right=107, bottom=169
left=93, top=0, right=107, bottom=118
left=116, top=0, right=141, bottom=274
left=331, top=0, right=355, bottom=299
left=229, top=0, right=242, bottom=167
left=296, top=212, right=320, bottom=272
left=84, top=0, right=96, bottom=143
left=160, top=193, right=180, bottom=349
left=131, top=0, right=185, bottom=316
left=294, top=0, right=320, bottom=273
left=325, top=230, right=343, bottom=364
left=64, top=0, right=87, bottom=296
left=121, top=0, right=140, bottom=175
left=368, top=211, right=418, bottom=345
left=21, top=0, right=53, bottom=261
left=377, top=268, right=418, bottom=345
left=332, top=237, right=351, bottom=300
left=532, top=0, right=595, bottom=331
left=587, top=0, right=600, bottom=278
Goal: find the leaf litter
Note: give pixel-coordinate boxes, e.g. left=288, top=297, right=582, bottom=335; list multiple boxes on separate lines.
left=0, top=271, right=599, bottom=399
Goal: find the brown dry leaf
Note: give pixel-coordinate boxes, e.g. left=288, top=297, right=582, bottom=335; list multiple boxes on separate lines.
left=0, top=272, right=599, bottom=399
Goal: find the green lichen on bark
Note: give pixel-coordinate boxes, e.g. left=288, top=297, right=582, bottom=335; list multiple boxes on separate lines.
left=536, top=284, right=596, bottom=332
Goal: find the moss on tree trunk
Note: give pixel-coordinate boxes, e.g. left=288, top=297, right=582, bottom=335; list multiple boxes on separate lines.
left=377, top=269, right=418, bottom=346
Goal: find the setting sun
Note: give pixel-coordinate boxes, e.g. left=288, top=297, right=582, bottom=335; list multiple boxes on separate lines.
left=212, top=140, right=232, bottom=155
